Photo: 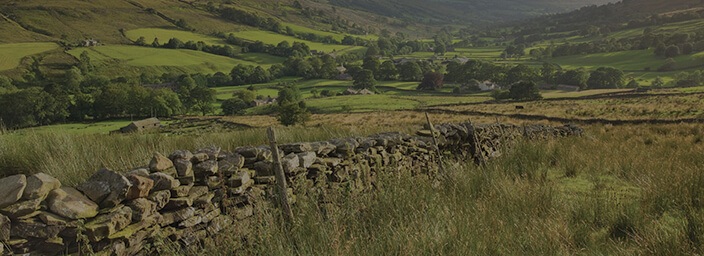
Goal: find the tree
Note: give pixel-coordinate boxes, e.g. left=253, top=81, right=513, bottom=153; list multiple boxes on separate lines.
left=230, top=65, right=254, bottom=85
left=65, top=67, right=83, bottom=93
left=434, top=43, right=446, bottom=55
left=353, top=69, right=376, bottom=90
left=78, top=51, right=93, bottom=73
left=0, top=75, right=16, bottom=94
left=417, top=72, right=444, bottom=91
left=233, top=89, right=256, bottom=103
left=365, top=44, right=380, bottom=57
left=362, top=56, right=381, bottom=78
left=659, top=58, right=677, bottom=71
left=541, top=62, right=558, bottom=85
left=506, top=64, right=539, bottom=85
left=278, top=101, right=310, bottom=126
left=221, top=98, right=249, bottom=115
left=379, top=60, right=398, bottom=80
left=587, top=67, right=625, bottom=89
left=278, top=85, right=302, bottom=105
left=508, top=81, right=542, bottom=100
left=651, top=77, right=665, bottom=88
left=398, top=61, right=423, bottom=81
left=559, top=68, right=589, bottom=89
left=665, top=45, right=681, bottom=58
left=190, top=85, right=216, bottom=115
left=135, top=36, right=147, bottom=46
left=625, top=79, right=640, bottom=88
left=151, top=38, right=161, bottom=47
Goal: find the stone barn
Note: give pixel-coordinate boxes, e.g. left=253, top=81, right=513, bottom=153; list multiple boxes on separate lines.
left=117, top=118, right=161, bottom=133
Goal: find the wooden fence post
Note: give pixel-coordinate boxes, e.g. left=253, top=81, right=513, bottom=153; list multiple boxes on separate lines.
left=267, top=127, right=294, bottom=222
left=425, top=113, right=446, bottom=175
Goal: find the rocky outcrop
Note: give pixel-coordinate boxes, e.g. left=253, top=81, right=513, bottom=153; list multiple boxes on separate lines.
left=0, top=122, right=581, bottom=255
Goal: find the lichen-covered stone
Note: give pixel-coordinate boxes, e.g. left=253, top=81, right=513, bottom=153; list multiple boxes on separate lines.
left=126, top=198, right=156, bottom=222
left=280, top=143, right=312, bottom=153
left=76, top=168, right=132, bottom=208
left=147, top=190, right=171, bottom=210
left=46, top=187, right=98, bottom=219
left=126, top=168, right=150, bottom=177
left=10, top=218, right=65, bottom=239
left=22, top=173, right=60, bottom=201
left=195, top=145, right=221, bottom=160
left=163, top=197, right=193, bottom=211
left=125, top=174, right=154, bottom=200
left=191, top=152, right=209, bottom=163
left=84, top=205, right=132, bottom=242
left=169, top=149, right=193, bottom=161
left=0, top=174, right=27, bottom=209
left=161, top=207, right=195, bottom=226
left=281, top=153, right=300, bottom=174
left=229, top=180, right=254, bottom=196
left=297, top=151, right=317, bottom=169
left=228, top=170, right=250, bottom=188
left=149, top=152, right=174, bottom=172
left=148, top=172, right=180, bottom=191
left=0, top=214, right=9, bottom=241
left=174, top=158, right=194, bottom=177
left=1, top=198, right=42, bottom=219
left=171, top=184, right=193, bottom=198
left=253, top=161, right=273, bottom=176
left=194, top=160, right=218, bottom=177
left=38, top=212, right=68, bottom=226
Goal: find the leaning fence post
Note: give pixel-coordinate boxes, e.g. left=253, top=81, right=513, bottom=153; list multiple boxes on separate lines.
left=425, top=113, right=446, bottom=176
left=267, top=127, right=294, bottom=222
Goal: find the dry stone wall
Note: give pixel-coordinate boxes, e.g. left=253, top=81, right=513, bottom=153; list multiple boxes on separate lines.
left=0, top=122, right=583, bottom=255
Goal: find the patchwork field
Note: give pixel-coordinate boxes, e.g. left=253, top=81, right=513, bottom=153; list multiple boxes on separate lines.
left=232, top=30, right=353, bottom=53
left=67, top=46, right=266, bottom=74
left=0, top=42, right=59, bottom=70
left=549, top=50, right=704, bottom=71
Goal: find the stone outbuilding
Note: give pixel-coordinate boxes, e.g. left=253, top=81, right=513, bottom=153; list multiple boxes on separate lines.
left=117, top=118, right=161, bottom=133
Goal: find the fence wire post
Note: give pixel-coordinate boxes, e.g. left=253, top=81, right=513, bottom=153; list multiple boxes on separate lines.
left=267, top=127, right=294, bottom=222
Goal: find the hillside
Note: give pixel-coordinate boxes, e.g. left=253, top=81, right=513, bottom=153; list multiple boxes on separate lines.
left=329, top=0, right=615, bottom=25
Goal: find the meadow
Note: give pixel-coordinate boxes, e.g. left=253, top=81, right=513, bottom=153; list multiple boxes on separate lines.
left=67, top=46, right=267, bottom=74
left=232, top=30, right=353, bottom=53
left=0, top=42, right=59, bottom=70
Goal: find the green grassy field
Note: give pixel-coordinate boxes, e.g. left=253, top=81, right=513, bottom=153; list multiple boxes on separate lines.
left=67, top=46, right=266, bottom=74
left=281, top=22, right=379, bottom=42
left=549, top=50, right=704, bottom=71
left=232, top=30, right=351, bottom=53
left=125, top=28, right=226, bottom=45
left=0, top=42, right=59, bottom=70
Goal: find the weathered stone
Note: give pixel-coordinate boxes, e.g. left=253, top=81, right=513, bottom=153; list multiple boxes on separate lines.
left=180, top=229, right=207, bottom=247
left=125, top=174, right=154, bottom=200
left=171, top=184, right=193, bottom=198
left=161, top=207, right=195, bottom=226
left=280, top=142, right=312, bottom=153
left=178, top=215, right=202, bottom=228
left=149, top=152, right=174, bottom=172
left=191, top=152, right=209, bottom=163
left=174, top=158, right=194, bottom=177
left=281, top=153, right=300, bottom=174
left=39, top=237, right=65, bottom=254
left=320, top=158, right=342, bottom=167
left=147, top=190, right=171, bottom=210
left=254, top=176, right=276, bottom=184
left=219, top=152, right=245, bottom=169
left=126, top=168, right=150, bottom=177
left=148, top=172, right=180, bottom=191
left=206, top=176, right=223, bottom=189
left=22, top=173, right=60, bottom=201
left=330, top=138, right=359, bottom=156
left=84, top=205, right=132, bottom=242
left=235, top=146, right=259, bottom=158
left=108, top=214, right=161, bottom=241
left=177, top=176, right=195, bottom=185
left=169, top=149, right=193, bottom=161
left=311, top=141, right=336, bottom=156
left=229, top=180, right=254, bottom=196
left=297, top=151, right=317, bottom=169
left=38, top=212, right=68, bottom=226
left=193, top=192, right=215, bottom=210
left=0, top=174, right=27, bottom=209
left=228, top=170, right=250, bottom=187
left=194, top=160, right=218, bottom=177
left=126, top=198, right=156, bottom=222
left=253, top=161, right=273, bottom=176
left=256, top=145, right=273, bottom=161
left=202, top=208, right=221, bottom=224
left=11, top=218, right=64, bottom=239
left=0, top=214, right=9, bottom=241
left=163, top=197, right=193, bottom=210
left=46, top=187, right=99, bottom=219
left=188, top=186, right=209, bottom=200
left=1, top=198, right=42, bottom=219
left=76, top=168, right=132, bottom=208
left=195, top=145, right=221, bottom=160
left=206, top=215, right=232, bottom=235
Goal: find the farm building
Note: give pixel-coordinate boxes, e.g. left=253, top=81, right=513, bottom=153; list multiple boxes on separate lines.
left=342, top=88, right=375, bottom=95
left=251, top=96, right=277, bottom=107
left=81, top=38, right=101, bottom=47
left=116, top=118, right=161, bottom=133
